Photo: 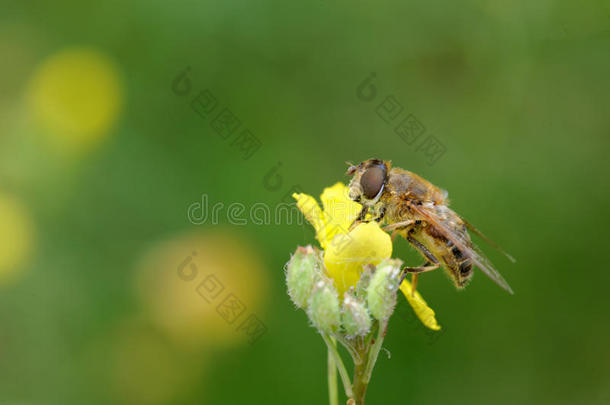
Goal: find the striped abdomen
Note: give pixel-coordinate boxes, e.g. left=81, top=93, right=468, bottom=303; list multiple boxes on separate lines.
left=410, top=215, right=474, bottom=289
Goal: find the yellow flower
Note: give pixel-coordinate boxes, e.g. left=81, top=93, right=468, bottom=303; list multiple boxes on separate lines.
left=293, top=182, right=440, bottom=330
left=400, top=280, right=441, bottom=331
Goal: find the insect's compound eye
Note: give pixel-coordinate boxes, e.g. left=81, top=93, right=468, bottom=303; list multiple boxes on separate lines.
left=360, top=165, right=386, bottom=199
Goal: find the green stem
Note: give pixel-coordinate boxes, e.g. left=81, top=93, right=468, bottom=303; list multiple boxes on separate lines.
left=351, top=346, right=368, bottom=405
left=335, top=335, right=362, bottom=364
left=351, top=320, right=388, bottom=405
left=327, top=345, right=338, bottom=405
left=364, top=319, right=387, bottom=381
left=322, top=333, right=354, bottom=399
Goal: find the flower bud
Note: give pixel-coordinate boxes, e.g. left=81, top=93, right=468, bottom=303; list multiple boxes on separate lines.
left=355, top=264, right=375, bottom=298
left=342, top=292, right=372, bottom=338
left=307, top=278, right=341, bottom=334
left=367, top=259, right=402, bottom=321
left=285, top=245, right=320, bottom=308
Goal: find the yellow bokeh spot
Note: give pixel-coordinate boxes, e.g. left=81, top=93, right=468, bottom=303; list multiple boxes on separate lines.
left=0, top=193, right=33, bottom=285
left=135, top=230, right=268, bottom=350
left=26, top=47, right=122, bottom=152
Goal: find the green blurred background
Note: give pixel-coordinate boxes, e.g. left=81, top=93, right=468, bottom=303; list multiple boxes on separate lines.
left=1, top=0, right=609, bottom=404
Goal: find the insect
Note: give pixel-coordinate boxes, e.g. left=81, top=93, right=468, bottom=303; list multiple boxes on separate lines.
left=347, top=158, right=515, bottom=294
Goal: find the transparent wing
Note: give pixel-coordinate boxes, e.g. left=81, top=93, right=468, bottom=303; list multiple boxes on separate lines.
left=461, top=217, right=516, bottom=263
left=410, top=203, right=514, bottom=294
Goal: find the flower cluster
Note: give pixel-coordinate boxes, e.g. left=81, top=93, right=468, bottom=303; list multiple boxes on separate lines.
left=289, top=182, right=440, bottom=332
left=286, top=183, right=442, bottom=405
left=286, top=245, right=402, bottom=336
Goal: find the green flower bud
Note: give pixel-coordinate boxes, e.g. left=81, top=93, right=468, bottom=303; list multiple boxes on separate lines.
left=367, top=259, right=403, bottom=321
left=355, top=264, right=375, bottom=299
left=285, top=245, right=320, bottom=308
left=342, top=292, right=372, bottom=338
left=307, top=278, right=341, bottom=334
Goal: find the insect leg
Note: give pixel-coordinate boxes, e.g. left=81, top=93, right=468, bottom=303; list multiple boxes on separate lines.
left=348, top=206, right=370, bottom=231
left=374, top=207, right=386, bottom=223
left=404, top=262, right=440, bottom=274
left=383, top=220, right=415, bottom=232
left=398, top=262, right=440, bottom=294
left=398, top=261, right=426, bottom=286
left=411, top=274, right=418, bottom=295
left=399, top=262, right=440, bottom=295
left=406, top=235, right=439, bottom=264
left=401, top=236, right=441, bottom=295
left=357, top=205, right=368, bottom=221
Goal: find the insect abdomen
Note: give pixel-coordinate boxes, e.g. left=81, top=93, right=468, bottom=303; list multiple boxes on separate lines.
left=450, top=244, right=472, bottom=287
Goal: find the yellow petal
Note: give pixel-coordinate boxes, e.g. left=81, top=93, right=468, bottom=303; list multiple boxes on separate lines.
left=399, top=280, right=441, bottom=330
left=319, top=182, right=362, bottom=242
left=293, top=182, right=363, bottom=249
left=292, top=192, right=330, bottom=248
left=324, top=222, right=392, bottom=296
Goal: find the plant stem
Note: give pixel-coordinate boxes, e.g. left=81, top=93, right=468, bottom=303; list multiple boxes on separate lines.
left=351, top=353, right=368, bottom=405
left=336, top=335, right=362, bottom=363
left=322, top=333, right=354, bottom=399
left=364, top=319, right=387, bottom=381
left=351, top=320, right=388, bottom=405
left=328, top=345, right=338, bottom=405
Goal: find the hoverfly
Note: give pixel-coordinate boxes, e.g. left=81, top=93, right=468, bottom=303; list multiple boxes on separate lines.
left=347, top=158, right=515, bottom=294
